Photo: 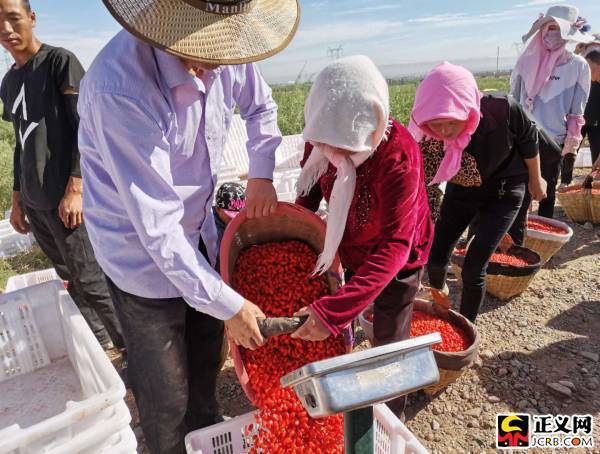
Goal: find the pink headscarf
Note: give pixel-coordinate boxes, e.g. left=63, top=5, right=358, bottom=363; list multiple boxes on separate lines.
left=408, top=62, right=481, bottom=185
left=514, top=22, right=571, bottom=112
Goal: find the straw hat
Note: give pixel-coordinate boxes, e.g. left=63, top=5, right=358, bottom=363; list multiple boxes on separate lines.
left=522, top=4, right=594, bottom=44
left=102, top=0, right=300, bottom=64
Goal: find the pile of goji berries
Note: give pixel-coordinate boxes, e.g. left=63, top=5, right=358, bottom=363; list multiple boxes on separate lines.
left=456, top=248, right=529, bottom=267
left=233, top=241, right=345, bottom=453
left=410, top=311, right=470, bottom=352
left=363, top=309, right=470, bottom=352
left=527, top=219, right=568, bottom=235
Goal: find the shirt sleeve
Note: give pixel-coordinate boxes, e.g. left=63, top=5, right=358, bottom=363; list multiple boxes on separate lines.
left=85, top=92, right=245, bottom=320
left=234, top=64, right=281, bottom=180
left=569, top=63, right=591, bottom=117
left=295, top=143, right=324, bottom=212
left=54, top=49, right=85, bottom=92
left=310, top=138, right=427, bottom=336
left=510, top=72, right=522, bottom=101
left=0, top=78, right=11, bottom=122
left=508, top=96, right=540, bottom=160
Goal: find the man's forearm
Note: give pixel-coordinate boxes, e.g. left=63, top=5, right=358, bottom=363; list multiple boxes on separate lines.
left=524, top=155, right=543, bottom=182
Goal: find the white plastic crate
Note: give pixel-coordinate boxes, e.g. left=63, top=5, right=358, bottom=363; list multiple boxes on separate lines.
left=373, top=404, right=428, bottom=454
left=4, top=268, right=62, bottom=293
left=0, top=229, right=35, bottom=259
left=222, top=114, right=304, bottom=177
left=185, top=411, right=257, bottom=454
left=0, top=281, right=129, bottom=453
left=273, top=168, right=302, bottom=203
left=185, top=405, right=428, bottom=454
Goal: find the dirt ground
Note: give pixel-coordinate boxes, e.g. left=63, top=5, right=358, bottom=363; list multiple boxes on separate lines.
left=116, top=181, right=599, bottom=454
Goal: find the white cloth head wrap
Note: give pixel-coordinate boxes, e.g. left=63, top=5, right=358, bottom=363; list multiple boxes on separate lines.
left=297, top=55, right=390, bottom=274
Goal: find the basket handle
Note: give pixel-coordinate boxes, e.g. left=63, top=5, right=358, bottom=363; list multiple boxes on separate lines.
left=429, top=287, right=452, bottom=315
left=497, top=233, right=515, bottom=253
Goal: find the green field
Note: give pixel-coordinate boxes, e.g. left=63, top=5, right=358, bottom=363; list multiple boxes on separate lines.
left=0, top=75, right=510, bottom=288
left=271, top=75, right=510, bottom=136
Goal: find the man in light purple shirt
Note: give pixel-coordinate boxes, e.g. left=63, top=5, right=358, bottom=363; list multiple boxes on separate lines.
left=78, top=1, right=299, bottom=451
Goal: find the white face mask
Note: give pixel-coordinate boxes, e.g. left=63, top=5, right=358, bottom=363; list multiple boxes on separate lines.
left=543, top=30, right=566, bottom=51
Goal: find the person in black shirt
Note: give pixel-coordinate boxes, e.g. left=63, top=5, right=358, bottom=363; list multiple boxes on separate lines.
left=584, top=50, right=600, bottom=165
left=562, top=41, right=600, bottom=184
left=410, top=62, right=547, bottom=322
left=0, top=0, right=124, bottom=350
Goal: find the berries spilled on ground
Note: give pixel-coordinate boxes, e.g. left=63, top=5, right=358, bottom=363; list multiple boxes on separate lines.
left=233, top=241, right=345, bottom=453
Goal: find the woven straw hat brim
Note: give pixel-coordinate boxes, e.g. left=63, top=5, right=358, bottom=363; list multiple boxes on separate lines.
left=102, top=0, right=300, bottom=64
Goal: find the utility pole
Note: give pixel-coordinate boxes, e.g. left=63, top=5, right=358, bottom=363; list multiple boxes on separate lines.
left=496, top=46, right=500, bottom=77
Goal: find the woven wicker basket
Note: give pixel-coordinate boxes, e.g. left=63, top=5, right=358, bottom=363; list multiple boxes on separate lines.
left=424, top=368, right=464, bottom=396
left=590, top=182, right=600, bottom=225
left=524, top=215, right=573, bottom=264
left=452, top=263, right=538, bottom=301
left=413, top=300, right=480, bottom=395
left=557, top=184, right=592, bottom=223
left=219, top=202, right=346, bottom=405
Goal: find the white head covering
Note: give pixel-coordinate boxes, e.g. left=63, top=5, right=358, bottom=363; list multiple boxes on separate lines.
left=297, top=55, right=390, bottom=275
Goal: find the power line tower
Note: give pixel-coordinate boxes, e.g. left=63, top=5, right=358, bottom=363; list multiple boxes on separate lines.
left=294, top=60, right=308, bottom=85
left=326, top=45, right=344, bottom=60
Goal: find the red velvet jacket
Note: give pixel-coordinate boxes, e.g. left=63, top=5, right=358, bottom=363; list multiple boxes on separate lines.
left=296, top=119, right=433, bottom=336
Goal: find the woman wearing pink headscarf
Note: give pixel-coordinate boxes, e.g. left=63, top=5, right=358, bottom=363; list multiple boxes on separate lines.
left=410, top=62, right=547, bottom=322
left=508, top=5, right=592, bottom=243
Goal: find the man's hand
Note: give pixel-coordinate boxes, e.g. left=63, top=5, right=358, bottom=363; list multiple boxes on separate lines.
left=10, top=191, right=30, bottom=234
left=528, top=177, right=548, bottom=202
left=245, top=178, right=277, bottom=219
left=59, top=177, right=84, bottom=229
left=225, top=300, right=266, bottom=350
left=290, top=307, right=331, bottom=342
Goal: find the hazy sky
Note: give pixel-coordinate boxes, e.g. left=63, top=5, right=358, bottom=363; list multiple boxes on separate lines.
left=10, top=0, right=600, bottom=83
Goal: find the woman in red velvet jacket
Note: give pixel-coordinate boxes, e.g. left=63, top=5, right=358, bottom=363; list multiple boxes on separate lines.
left=291, top=56, right=432, bottom=417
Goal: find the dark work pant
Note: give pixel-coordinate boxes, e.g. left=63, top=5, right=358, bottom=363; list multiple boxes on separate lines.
left=352, top=267, right=422, bottom=418
left=105, top=242, right=225, bottom=454
left=509, top=152, right=562, bottom=245
left=590, top=127, right=600, bottom=165
left=561, top=154, right=577, bottom=186
left=428, top=179, right=526, bottom=322
left=24, top=206, right=124, bottom=348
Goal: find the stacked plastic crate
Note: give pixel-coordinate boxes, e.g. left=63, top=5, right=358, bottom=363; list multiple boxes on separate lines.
left=0, top=281, right=136, bottom=453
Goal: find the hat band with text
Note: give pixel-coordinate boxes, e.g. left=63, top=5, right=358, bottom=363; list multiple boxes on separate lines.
left=182, top=0, right=256, bottom=15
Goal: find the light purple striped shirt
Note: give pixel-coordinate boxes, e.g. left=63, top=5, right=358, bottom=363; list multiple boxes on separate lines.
left=78, top=31, right=281, bottom=320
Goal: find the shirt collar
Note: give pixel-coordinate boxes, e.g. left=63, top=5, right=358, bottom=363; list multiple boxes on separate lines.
left=154, top=49, right=214, bottom=94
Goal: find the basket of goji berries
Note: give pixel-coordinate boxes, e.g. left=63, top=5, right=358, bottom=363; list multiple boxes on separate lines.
left=451, top=236, right=542, bottom=301
left=358, top=297, right=479, bottom=395
left=217, top=202, right=349, bottom=453
left=524, top=214, right=573, bottom=264
left=557, top=183, right=593, bottom=223
left=413, top=298, right=480, bottom=395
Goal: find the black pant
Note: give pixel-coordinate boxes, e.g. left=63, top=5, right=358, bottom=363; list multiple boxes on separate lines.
left=427, top=179, right=526, bottom=322
left=105, top=269, right=225, bottom=453
left=24, top=206, right=124, bottom=348
left=584, top=125, right=600, bottom=165
left=350, top=267, right=422, bottom=418
left=561, top=154, right=577, bottom=186
left=509, top=152, right=562, bottom=245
